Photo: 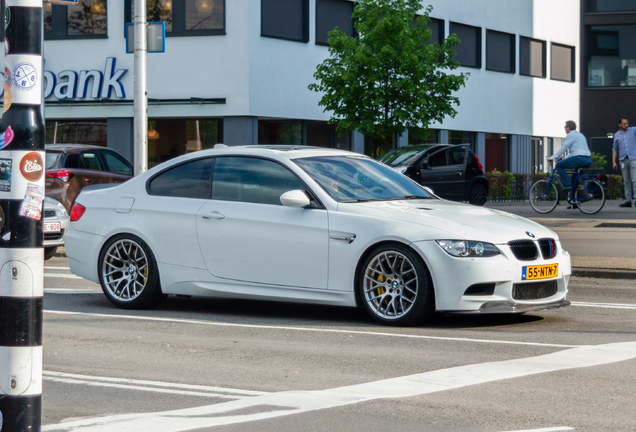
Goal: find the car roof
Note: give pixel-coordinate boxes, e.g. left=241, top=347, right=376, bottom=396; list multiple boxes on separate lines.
left=175, top=145, right=362, bottom=162
left=45, top=143, right=114, bottom=153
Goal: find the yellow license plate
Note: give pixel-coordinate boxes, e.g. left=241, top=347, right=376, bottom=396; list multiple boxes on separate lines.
left=522, top=264, right=558, bottom=280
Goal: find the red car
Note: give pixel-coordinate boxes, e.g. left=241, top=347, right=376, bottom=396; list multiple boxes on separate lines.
left=45, top=144, right=134, bottom=213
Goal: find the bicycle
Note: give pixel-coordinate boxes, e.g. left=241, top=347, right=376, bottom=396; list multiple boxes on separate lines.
left=529, top=161, right=606, bottom=214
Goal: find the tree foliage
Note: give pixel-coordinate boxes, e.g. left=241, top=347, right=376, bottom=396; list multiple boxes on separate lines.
left=308, top=0, right=468, bottom=139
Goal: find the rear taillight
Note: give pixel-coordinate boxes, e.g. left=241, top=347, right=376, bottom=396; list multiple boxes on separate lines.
left=70, top=203, right=86, bottom=222
left=475, top=155, right=483, bottom=171
left=46, top=170, right=74, bottom=182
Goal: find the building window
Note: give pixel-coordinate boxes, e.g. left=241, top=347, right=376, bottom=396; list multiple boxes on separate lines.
left=409, top=127, right=439, bottom=145
left=449, top=22, right=481, bottom=69
left=586, top=0, right=636, bottom=12
left=486, top=30, right=515, bottom=74
left=449, top=130, right=476, bottom=152
left=551, top=43, right=575, bottom=82
left=305, top=121, right=351, bottom=150
left=258, top=119, right=350, bottom=149
left=44, top=1, right=107, bottom=39
left=261, top=0, right=308, bottom=42
left=427, top=18, right=444, bottom=45
left=46, top=120, right=107, bottom=145
left=124, top=0, right=225, bottom=36
left=485, top=133, right=509, bottom=172
left=316, top=0, right=354, bottom=46
left=587, top=25, right=636, bottom=87
left=148, top=118, right=223, bottom=168
left=531, top=137, right=544, bottom=174
left=520, top=36, right=546, bottom=78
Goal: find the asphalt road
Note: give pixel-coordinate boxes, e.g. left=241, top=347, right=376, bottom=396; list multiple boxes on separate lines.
left=40, top=254, right=636, bottom=432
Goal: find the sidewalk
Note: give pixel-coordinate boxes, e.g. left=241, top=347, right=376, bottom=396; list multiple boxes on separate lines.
left=486, top=199, right=636, bottom=279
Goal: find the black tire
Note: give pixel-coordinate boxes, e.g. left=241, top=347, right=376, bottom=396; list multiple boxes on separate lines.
left=98, top=234, right=166, bottom=309
left=44, top=246, right=57, bottom=260
left=358, top=244, right=434, bottom=326
left=468, top=183, right=488, bottom=206
left=529, top=179, right=559, bottom=214
left=575, top=178, right=606, bottom=214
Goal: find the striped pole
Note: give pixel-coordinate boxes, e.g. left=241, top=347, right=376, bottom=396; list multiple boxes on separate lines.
left=0, top=0, right=44, bottom=430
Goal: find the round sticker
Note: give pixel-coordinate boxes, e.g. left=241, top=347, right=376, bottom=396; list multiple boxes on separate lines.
left=13, top=62, right=37, bottom=91
left=20, top=152, right=44, bottom=182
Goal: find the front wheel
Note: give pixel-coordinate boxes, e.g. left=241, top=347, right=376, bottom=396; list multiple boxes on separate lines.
left=44, top=246, right=57, bottom=260
left=575, top=178, right=605, bottom=214
left=529, top=179, right=559, bottom=214
left=358, top=244, right=434, bottom=326
left=98, top=234, right=166, bottom=309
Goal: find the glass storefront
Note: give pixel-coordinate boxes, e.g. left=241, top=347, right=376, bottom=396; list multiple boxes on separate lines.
left=586, top=0, right=636, bottom=13
left=587, top=24, right=636, bottom=87
left=257, top=119, right=351, bottom=149
left=46, top=120, right=107, bottom=145
left=148, top=118, right=223, bottom=167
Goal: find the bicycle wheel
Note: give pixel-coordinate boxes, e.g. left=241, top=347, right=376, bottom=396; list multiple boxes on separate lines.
left=575, top=178, right=605, bottom=214
left=529, top=179, right=559, bottom=213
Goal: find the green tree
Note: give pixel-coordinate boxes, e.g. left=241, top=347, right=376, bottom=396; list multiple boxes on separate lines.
left=308, top=0, right=468, bottom=142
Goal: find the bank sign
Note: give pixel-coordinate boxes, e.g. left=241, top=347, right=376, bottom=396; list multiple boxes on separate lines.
left=1, top=57, right=128, bottom=100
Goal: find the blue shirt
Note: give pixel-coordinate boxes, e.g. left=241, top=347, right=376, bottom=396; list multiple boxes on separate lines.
left=613, top=127, right=636, bottom=161
left=550, top=129, right=591, bottom=160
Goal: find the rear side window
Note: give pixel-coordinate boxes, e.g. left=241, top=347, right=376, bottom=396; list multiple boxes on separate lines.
left=101, top=150, right=133, bottom=176
left=79, top=152, right=101, bottom=170
left=148, top=158, right=213, bottom=199
left=45, top=152, right=62, bottom=169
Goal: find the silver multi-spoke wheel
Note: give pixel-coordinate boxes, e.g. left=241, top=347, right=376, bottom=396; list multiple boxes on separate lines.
left=99, top=235, right=165, bottom=309
left=102, top=239, right=149, bottom=302
left=360, top=245, right=433, bottom=326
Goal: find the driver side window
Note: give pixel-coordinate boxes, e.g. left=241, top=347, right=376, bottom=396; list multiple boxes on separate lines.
left=212, top=157, right=305, bottom=205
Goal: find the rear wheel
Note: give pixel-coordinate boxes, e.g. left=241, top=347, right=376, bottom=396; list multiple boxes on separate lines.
left=575, top=178, right=605, bottom=214
left=468, top=183, right=488, bottom=206
left=529, top=179, right=559, bottom=214
left=98, top=234, right=166, bottom=309
left=358, top=244, right=434, bottom=326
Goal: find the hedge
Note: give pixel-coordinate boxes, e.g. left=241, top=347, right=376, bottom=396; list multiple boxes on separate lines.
left=485, top=172, right=625, bottom=202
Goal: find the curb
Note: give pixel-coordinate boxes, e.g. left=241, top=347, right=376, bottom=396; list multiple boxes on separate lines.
left=572, top=267, right=636, bottom=279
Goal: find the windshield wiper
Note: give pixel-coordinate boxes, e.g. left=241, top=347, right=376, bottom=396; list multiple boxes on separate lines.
left=385, top=195, right=431, bottom=201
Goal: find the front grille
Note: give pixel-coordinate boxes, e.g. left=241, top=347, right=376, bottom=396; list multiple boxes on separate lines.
left=538, top=238, right=557, bottom=259
left=512, top=280, right=558, bottom=300
left=44, top=229, right=64, bottom=241
left=44, top=210, right=57, bottom=218
left=508, top=240, right=538, bottom=261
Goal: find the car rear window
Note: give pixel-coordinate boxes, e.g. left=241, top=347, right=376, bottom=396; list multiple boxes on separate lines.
left=45, top=152, right=62, bottom=169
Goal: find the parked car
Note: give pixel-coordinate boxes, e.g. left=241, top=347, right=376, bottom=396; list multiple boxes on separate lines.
left=45, top=144, right=134, bottom=213
left=378, top=144, right=489, bottom=205
left=43, top=196, right=70, bottom=260
left=65, top=145, right=570, bottom=326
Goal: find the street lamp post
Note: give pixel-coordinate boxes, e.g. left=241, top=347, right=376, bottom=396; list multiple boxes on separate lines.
left=133, top=0, right=148, bottom=175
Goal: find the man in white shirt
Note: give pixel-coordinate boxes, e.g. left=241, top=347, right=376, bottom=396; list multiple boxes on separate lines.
left=612, top=117, right=636, bottom=207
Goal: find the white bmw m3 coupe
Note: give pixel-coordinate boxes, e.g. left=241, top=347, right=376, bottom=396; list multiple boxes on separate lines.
left=65, top=145, right=571, bottom=326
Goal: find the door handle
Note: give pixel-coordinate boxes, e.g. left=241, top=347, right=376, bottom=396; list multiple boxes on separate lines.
left=201, top=211, right=225, bottom=220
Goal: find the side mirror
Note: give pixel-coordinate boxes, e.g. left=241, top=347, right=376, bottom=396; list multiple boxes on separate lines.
left=421, top=159, right=431, bottom=170
left=280, top=189, right=311, bottom=208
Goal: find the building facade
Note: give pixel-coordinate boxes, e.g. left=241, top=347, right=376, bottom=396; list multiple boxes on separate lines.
left=580, top=0, right=636, bottom=174
left=9, top=0, right=580, bottom=173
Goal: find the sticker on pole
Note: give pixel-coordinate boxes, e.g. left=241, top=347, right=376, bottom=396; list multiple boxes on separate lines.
left=19, top=183, right=43, bottom=220
left=13, top=62, right=37, bottom=91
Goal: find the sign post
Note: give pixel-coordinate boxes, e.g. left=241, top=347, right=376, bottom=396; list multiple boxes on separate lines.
left=0, top=0, right=45, bottom=430
left=133, top=0, right=148, bottom=175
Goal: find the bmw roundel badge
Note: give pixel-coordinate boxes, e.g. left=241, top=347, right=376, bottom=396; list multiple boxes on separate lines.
left=526, top=231, right=535, bottom=238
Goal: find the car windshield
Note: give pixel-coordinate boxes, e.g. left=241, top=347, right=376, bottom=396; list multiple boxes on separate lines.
left=295, top=156, right=433, bottom=202
left=378, top=146, right=431, bottom=167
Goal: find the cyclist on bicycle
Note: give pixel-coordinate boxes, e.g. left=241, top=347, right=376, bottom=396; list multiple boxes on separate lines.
left=547, top=120, right=592, bottom=192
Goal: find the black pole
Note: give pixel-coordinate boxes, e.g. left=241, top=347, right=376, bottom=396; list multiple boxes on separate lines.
left=0, top=0, right=44, bottom=430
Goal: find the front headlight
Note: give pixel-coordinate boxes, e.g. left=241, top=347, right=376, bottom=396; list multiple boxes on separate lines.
left=436, top=240, right=500, bottom=258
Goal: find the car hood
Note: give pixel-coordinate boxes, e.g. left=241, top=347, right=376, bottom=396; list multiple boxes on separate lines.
left=338, top=199, right=557, bottom=244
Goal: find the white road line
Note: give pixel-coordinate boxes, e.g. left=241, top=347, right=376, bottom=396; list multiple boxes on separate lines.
left=44, top=309, right=579, bottom=348
left=44, top=273, right=83, bottom=279
left=44, top=289, right=100, bottom=294
left=500, top=428, right=574, bottom=432
left=41, top=341, right=636, bottom=432
left=43, top=371, right=266, bottom=398
left=571, top=301, right=636, bottom=310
